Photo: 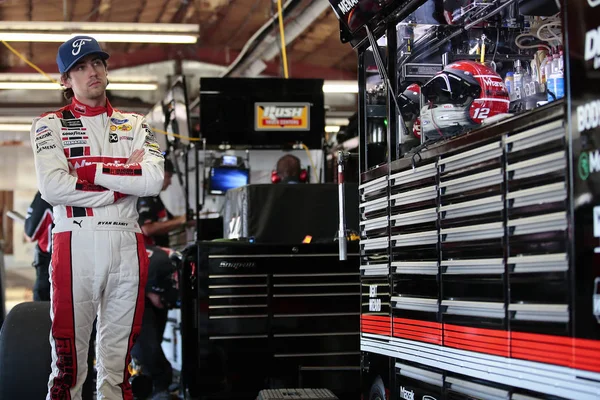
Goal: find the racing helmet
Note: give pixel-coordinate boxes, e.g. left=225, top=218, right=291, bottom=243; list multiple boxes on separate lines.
left=398, top=83, right=422, bottom=116
left=398, top=83, right=422, bottom=140
left=419, top=60, right=509, bottom=140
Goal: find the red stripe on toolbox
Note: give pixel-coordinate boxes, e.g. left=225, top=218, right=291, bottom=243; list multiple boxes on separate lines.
left=394, top=330, right=441, bottom=345
left=444, top=323, right=509, bottom=339
left=445, top=341, right=509, bottom=358
left=393, top=317, right=441, bottom=330
left=445, top=330, right=509, bottom=347
left=445, top=337, right=509, bottom=356
left=393, top=323, right=441, bottom=337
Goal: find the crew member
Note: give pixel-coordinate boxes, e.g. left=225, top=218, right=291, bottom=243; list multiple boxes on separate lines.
left=131, top=246, right=179, bottom=400
left=24, top=191, right=53, bottom=301
left=31, top=35, right=164, bottom=399
left=137, top=159, right=189, bottom=247
left=274, top=154, right=305, bottom=184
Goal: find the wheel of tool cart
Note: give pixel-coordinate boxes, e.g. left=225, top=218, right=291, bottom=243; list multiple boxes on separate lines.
left=0, top=301, right=52, bottom=399
left=369, top=376, right=387, bottom=400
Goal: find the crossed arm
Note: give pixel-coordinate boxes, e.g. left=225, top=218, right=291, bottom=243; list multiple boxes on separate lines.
left=31, top=116, right=164, bottom=207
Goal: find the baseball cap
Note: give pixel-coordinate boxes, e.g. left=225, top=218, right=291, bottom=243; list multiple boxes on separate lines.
left=56, top=35, right=110, bottom=74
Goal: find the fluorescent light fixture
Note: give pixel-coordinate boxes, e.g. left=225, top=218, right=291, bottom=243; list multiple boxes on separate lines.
left=325, top=126, right=341, bottom=133
left=0, top=82, right=157, bottom=90
left=0, top=21, right=198, bottom=44
left=326, top=118, right=350, bottom=126
left=0, top=73, right=158, bottom=91
left=323, top=80, right=359, bottom=94
left=0, top=124, right=31, bottom=132
left=0, top=33, right=196, bottom=44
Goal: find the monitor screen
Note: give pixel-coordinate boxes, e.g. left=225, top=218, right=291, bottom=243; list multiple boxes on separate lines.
left=221, top=155, right=238, bottom=166
left=209, top=167, right=250, bottom=195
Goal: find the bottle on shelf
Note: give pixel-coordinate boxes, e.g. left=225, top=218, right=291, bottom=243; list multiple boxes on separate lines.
left=547, top=48, right=564, bottom=102
left=505, top=71, right=514, bottom=97
left=513, top=59, right=524, bottom=99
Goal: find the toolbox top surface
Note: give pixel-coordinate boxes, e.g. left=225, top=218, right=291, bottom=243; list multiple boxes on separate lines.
left=257, top=388, right=338, bottom=400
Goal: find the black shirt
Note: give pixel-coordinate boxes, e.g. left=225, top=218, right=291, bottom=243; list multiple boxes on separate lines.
left=25, top=191, right=54, bottom=255
left=137, top=196, right=172, bottom=247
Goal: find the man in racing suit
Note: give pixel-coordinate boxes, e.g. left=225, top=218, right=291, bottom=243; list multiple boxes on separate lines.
left=30, top=35, right=164, bottom=400
left=24, top=191, right=53, bottom=301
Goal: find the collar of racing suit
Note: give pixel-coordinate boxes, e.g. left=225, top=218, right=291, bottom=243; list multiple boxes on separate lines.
left=70, top=97, right=114, bottom=118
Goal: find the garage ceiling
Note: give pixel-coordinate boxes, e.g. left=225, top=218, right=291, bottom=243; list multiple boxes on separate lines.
left=0, top=0, right=357, bottom=80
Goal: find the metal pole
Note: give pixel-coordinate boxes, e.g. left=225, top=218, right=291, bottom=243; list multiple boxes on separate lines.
left=337, top=151, right=348, bottom=261
left=184, top=145, right=189, bottom=219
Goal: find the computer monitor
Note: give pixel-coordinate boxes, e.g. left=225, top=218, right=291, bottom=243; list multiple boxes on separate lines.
left=208, top=167, right=250, bottom=195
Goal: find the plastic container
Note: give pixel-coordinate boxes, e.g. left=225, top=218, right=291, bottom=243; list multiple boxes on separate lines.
left=547, top=71, right=564, bottom=101
left=505, top=72, right=514, bottom=95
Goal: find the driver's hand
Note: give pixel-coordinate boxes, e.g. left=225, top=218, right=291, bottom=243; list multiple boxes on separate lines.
left=127, top=149, right=145, bottom=165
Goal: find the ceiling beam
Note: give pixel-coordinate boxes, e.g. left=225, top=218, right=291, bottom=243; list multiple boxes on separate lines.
left=155, top=0, right=173, bottom=23
left=1, top=45, right=356, bottom=80
left=87, top=0, right=102, bottom=22
left=170, top=0, right=193, bottom=23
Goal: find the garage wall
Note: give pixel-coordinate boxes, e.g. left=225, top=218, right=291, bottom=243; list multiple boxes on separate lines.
left=0, top=145, right=38, bottom=267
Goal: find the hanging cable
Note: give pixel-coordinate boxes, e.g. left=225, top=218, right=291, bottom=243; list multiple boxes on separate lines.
left=1, top=40, right=206, bottom=142
left=151, top=127, right=202, bottom=141
left=276, top=0, right=289, bottom=78
left=299, top=143, right=319, bottom=183
left=1, top=41, right=59, bottom=84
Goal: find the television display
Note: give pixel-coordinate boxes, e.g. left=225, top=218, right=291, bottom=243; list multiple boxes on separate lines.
left=209, top=167, right=250, bottom=195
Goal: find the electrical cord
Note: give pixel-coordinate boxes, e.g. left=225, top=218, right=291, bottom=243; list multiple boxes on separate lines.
left=220, top=0, right=299, bottom=77
left=299, top=143, right=319, bottom=183
left=515, top=33, right=552, bottom=53
left=1, top=41, right=59, bottom=84
left=276, top=0, right=289, bottom=78
left=492, top=27, right=499, bottom=63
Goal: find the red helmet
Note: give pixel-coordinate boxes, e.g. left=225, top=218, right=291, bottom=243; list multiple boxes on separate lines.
left=419, top=60, right=509, bottom=140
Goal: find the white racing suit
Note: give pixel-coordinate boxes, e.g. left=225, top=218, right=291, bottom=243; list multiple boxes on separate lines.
left=30, top=98, right=164, bottom=400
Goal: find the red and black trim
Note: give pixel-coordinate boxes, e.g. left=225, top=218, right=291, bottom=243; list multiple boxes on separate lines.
left=393, top=317, right=442, bottom=345
left=65, top=206, right=88, bottom=218
left=361, top=315, right=392, bottom=336
left=444, top=323, right=509, bottom=358
left=75, top=179, right=107, bottom=192
left=102, top=163, right=142, bottom=177
left=49, top=232, right=77, bottom=399
left=361, top=317, right=600, bottom=373
left=64, top=147, right=91, bottom=158
left=24, top=192, right=54, bottom=253
left=39, top=97, right=114, bottom=123
left=119, top=233, right=149, bottom=399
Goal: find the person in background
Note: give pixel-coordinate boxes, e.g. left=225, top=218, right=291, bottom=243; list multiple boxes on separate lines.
left=273, top=154, right=306, bottom=184
left=131, top=245, right=180, bottom=400
left=24, top=191, right=53, bottom=301
left=137, top=159, right=190, bottom=247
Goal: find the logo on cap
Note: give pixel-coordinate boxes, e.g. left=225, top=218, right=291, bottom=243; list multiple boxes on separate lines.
left=72, top=38, right=92, bottom=56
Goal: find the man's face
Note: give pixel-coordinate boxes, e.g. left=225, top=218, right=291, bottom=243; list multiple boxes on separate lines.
left=162, top=172, right=173, bottom=191
left=62, top=55, right=108, bottom=102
